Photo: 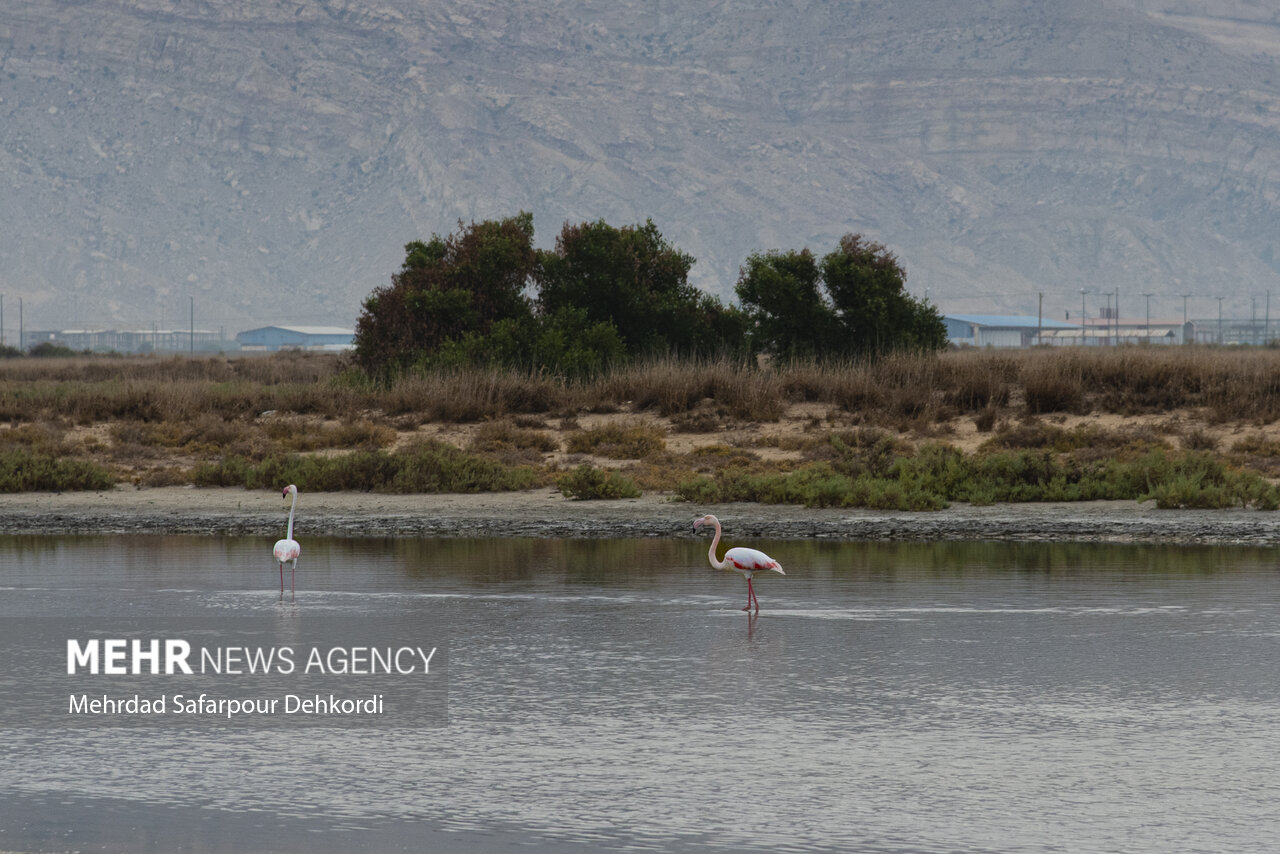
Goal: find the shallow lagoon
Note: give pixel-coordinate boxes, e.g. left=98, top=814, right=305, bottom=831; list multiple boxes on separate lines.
left=2, top=535, right=1279, bottom=853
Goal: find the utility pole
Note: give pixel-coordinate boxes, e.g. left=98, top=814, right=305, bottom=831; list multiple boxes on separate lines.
left=1080, top=289, right=1089, bottom=347
left=190, top=296, right=195, bottom=354
left=1104, top=292, right=1113, bottom=346
left=1114, top=287, right=1120, bottom=345
left=1253, top=296, right=1259, bottom=346
left=1217, top=296, right=1225, bottom=344
left=1037, top=291, right=1043, bottom=346
left=1142, top=292, right=1153, bottom=342
left=18, top=297, right=23, bottom=353
left=1180, top=293, right=1192, bottom=344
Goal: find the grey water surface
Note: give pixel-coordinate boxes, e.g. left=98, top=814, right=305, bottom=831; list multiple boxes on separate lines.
left=1, top=535, right=1279, bottom=853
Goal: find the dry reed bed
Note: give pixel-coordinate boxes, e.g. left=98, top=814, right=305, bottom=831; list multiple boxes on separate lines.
left=3, top=347, right=1280, bottom=498
left=2, top=347, right=1279, bottom=424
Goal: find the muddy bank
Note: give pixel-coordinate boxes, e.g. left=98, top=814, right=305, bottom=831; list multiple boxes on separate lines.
left=0, top=486, right=1278, bottom=545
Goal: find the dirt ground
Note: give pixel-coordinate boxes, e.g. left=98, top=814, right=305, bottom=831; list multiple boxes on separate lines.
left=408, top=401, right=1280, bottom=469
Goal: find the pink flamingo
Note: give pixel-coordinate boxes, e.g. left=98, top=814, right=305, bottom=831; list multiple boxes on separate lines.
left=693, top=514, right=785, bottom=613
left=273, top=484, right=301, bottom=593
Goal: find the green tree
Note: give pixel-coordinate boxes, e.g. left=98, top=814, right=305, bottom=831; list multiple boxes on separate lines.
left=688, top=292, right=753, bottom=361
left=536, top=219, right=733, bottom=358
left=734, top=249, right=838, bottom=359
left=736, top=233, right=945, bottom=360
left=531, top=307, right=627, bottom=376
left=353, top=213, right=537, bottom=375
left=821, top=234, right=946, bottom=356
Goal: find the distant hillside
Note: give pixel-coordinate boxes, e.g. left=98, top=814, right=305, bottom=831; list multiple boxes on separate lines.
left=4, top=0, right=1280, bottom=332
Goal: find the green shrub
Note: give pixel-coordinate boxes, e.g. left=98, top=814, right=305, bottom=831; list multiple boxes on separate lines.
left=672, top=444, right=1280, bottom=512
left=565, top=422, right=666, bottom=458
left=557, top=465, right=642, bottom=500
left=0, top=449, right=115, bottom=492
left=674, top=475, right=722, bottom=504
left=469, top=420, right=559, bottom=454
left=1134, top=449, right=1279, bottom=509
left=392, top=442, right=537, bottom=492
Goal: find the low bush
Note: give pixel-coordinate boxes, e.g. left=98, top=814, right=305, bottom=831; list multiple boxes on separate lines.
left=0, top=423, right=71, bottom=455
left=275, top=418, right=397, bottom=452
left=565, top=422, right=666, bottom=458
left=557, top=465, right=642, bottom=500
left=468, top=420, right=559, bottom=454
left=674, top=445, right=1280, bottom=511
left=0, top=449, right=116, bottom=492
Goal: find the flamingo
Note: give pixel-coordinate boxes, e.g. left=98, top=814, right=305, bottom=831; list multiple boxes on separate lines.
left=273, top=484, right=301, bottom=593
left=693, top=514, right=785, bottom=613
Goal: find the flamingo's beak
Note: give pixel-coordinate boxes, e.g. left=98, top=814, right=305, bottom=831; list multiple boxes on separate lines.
left=693, top=517, right=705, bottom=531
left=282, top=487, right=290, bottom=499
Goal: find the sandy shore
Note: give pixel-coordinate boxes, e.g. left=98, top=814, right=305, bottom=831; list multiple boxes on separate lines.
left=0, top=485, right=1278, bottom=544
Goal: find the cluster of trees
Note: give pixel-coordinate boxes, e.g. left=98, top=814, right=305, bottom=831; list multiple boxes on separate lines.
left=0, top=342, right=77, bottom=359
left=737, top=235, right=947, bottom=360
left=352, top=212, right=945, bottom=377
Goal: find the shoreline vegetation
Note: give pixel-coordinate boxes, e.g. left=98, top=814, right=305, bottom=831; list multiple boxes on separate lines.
left=6, top=347, right=1280, bottom=514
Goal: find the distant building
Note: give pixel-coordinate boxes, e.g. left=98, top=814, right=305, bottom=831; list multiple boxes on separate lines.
left=235, top=325, right=355, bottom=351
left=1038, top=318, right=1185, bottom=346
left=26, top=328, right=226, bottom=353
left=944, top=314, right=1079, bottom=348
left=1187, top=317, right=1274, bottom=346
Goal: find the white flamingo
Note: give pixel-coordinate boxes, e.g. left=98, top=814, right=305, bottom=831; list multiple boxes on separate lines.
left=693, top=514, right=785, bottom=613
left=273, top=484, right=301, bottom=593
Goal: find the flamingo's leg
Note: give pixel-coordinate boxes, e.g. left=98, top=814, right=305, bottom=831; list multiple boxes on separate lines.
left=743, top=577, right=755, bottom=612
left=291, top=560, right=296, bottom=593
left=279, top=562, right=284, bottom=593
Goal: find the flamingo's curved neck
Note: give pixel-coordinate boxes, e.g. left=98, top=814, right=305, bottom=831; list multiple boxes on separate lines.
left=286, top=492, right=297, bottom=540
left=706, top=520, right=727, bottom=570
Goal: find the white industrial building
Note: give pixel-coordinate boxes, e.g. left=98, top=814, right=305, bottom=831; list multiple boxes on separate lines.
left=235, top=325, right=355, bottom=351
left=944, top=315, right=1080, bottom=348
left=944, top=314, right=1196, bottom=347
left=26, top=328, right=226, bottom=353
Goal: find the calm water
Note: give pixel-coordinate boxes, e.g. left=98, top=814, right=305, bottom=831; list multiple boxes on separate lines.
left=2, top=535, right=1279, bottom=853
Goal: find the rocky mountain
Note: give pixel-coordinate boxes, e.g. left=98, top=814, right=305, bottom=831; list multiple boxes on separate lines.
left=4, top=0, right=1280, bottom=335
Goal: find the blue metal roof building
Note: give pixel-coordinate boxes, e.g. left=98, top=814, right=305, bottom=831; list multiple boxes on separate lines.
left=944, top=314, right=1079, bottom=348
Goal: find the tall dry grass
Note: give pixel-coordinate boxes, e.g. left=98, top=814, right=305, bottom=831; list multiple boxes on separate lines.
left=998, top=346, right=1280, bottom=421
left=6, top=347, right=1280, bottom=502
left=4, top=345, right=1280, bottom=428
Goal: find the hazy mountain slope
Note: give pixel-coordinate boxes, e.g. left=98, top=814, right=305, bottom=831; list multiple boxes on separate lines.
left=3, top=0, right=1279, bottom=333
